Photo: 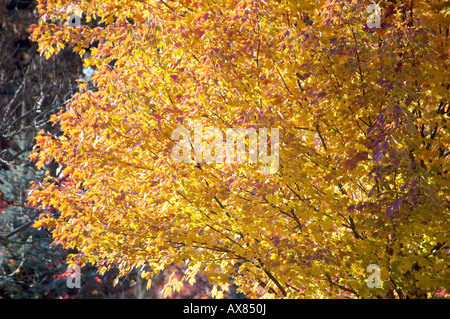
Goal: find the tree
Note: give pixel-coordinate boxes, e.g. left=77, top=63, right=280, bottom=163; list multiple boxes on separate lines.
left=1, top=0, right=214, bottom=299
left=29, top=0, right=449, bottom=298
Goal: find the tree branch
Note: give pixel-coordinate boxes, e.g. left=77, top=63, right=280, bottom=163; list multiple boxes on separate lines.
left=325, top=273, right=358, bottom=297
left=0, top=220, right=35, bottom=243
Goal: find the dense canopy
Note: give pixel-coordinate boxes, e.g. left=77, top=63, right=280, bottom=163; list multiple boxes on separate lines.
left=29, top=0, right=449, bottom=298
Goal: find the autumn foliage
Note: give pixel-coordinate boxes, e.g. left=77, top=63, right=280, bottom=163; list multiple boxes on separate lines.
left=29, top=0, right=449, bottom=298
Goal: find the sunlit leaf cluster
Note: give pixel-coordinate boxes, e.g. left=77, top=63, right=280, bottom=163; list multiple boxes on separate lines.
left=29, top=0, right=449, bottom=298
